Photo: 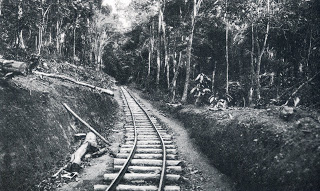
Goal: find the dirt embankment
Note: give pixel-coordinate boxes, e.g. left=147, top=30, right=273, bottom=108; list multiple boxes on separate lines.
left=162, top=105, right=320, bottom=191
left=0, top=63, right=118, bottom=190
left=137, top=87, right=320, bottom=191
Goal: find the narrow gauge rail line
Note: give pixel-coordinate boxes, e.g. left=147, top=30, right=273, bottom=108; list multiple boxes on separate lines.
left=96, top=87, right=181, bottom=191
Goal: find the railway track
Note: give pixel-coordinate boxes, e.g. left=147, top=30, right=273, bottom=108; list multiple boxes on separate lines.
left=94, top=87, right=182, bottom=191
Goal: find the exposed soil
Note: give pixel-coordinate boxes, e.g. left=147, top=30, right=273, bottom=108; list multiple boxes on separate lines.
left=0, top=62, right=118, bottom=191
left=57, top=87, right=125, bottom=191
left=129, top=87, right=236, bottom=191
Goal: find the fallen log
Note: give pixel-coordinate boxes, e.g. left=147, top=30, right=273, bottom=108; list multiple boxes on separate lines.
left=62, top=103, right=111, bottom=146
left=68, top=132, right=98, bottom=172
left=0, top=58, right=28, bottom=75
left=0, top=56, right=40, bottom=75
left=34, top=71, right=114, bottom=96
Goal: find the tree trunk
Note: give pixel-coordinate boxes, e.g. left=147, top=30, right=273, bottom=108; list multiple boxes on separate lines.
left=35, top=35, right=37, bottom=52
left=34, top=71, right=115, bottom=96
left=181, top=0, right=202, bottom=102
left=17, top=1, right=25, bottom=50
left=212, top=61, right=216, bottom=93
left=171, top=51, right=182, bottom=103
left=225, top=0, right=229, bottom=95
left=73, top=27, right=76, bottom=63
left=255, top=0, right=270, bottom=100
left=19, top=30, right=25, bottom=49
left=56, top=20, right=60, bottom=54
left=148, top=36, right=152, bottom=78
left=164, top=38, right=169, bottom=90
left=148, top=48, right=151, bottom=77
left=181, top=30, right=193, bottom=103
left=0, top=0, right=2, bottom=16
left=156, top=40, right=160, bottom=89
left=69, top=132, right=98, bottom=172
left=0, top=59, right=28, bottom=75
left=248, top=23, right=255, bottom=106
left=148, top=23, right=154, bottom=81
left=225, top=23, right=229, bottom=95
left=38, top=26, right=42, bottom=54
left=38, top=6, right=43, bottom=55
left=159, top=1, right=169, bottom=90
left=306, top=28, right=312, bottom=79
left=156, top=2, right=162, bottom=90
left=38, top=4, right=51, bottom=55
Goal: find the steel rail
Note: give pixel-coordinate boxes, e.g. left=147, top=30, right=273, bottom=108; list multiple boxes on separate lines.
left=106, top=87, right=138, bottom=191
left=124, top=87, right=167, bottom=191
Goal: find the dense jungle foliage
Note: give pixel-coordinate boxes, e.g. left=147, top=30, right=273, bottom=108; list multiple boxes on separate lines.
left=1, top=0, right=320, bottom=108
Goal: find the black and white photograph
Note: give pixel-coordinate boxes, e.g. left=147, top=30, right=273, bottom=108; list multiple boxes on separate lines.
left=0, top=0, right=319, bottom=190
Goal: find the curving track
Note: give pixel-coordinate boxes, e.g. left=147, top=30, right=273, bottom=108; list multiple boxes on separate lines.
left=95, top=87, right=182, bottom=191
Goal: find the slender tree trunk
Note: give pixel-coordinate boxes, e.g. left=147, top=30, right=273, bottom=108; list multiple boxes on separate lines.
left=181, top=0, right=202, bottom=102
left=225, top=0, right=229, bottom=95
left=19, top=30, right=25, bottom=49
left=156, top=46, right=161, bottom=89
left=73, top=27, right=76, bottom=63
left=212, top=61, right=216, bottom=93
left=248, top=23, right=255, bottom=106
left=166, top=55, right=170, bottom=88
left=56, top=20, right=60, bottom=54
left=38, top=25, right=42, bottom=54
left=17, top=1, right=25, bottom=50
left=39, top=5, right=43, bottom=55
left=255, top=0, right=270, bottom=100
left=35, top=35, right=37, bottom=52
left=56, top=0, right=60, bottom=54
left=0, top=0, right=2, bottom=16
left=148, top=47, right=152, bottom=77
left=49, top=28, right=52, bottom=44
left=181, top=26, right=194, bottom=102
left=38, top=4, right=51, bottom=55
left=306, top=28, right=312, bottom=79
left=156, top=2, right=162, bottom=90
left=171, top=51, right=182, bottom=103
left=225, top=23, right=229, bottom=95
left=148, top=22, right=155, bottom=82
left=162, top=23, right=169, bottom=89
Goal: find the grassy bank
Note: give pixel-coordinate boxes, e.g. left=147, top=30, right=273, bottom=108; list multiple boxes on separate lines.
left=0, top=63, right=117, bottom=190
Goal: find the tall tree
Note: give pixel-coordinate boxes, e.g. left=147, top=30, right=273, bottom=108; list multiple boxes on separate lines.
left=181, top=0, right=203, bottom=102
left=225, top=0, right=229, bottom=95
left=254, top=0, right=270, bottom=100
left=156, top=0, right=162, bottom=89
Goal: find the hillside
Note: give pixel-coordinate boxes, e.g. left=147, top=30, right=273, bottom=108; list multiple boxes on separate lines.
left=0, top=61, right=117, bottom=190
